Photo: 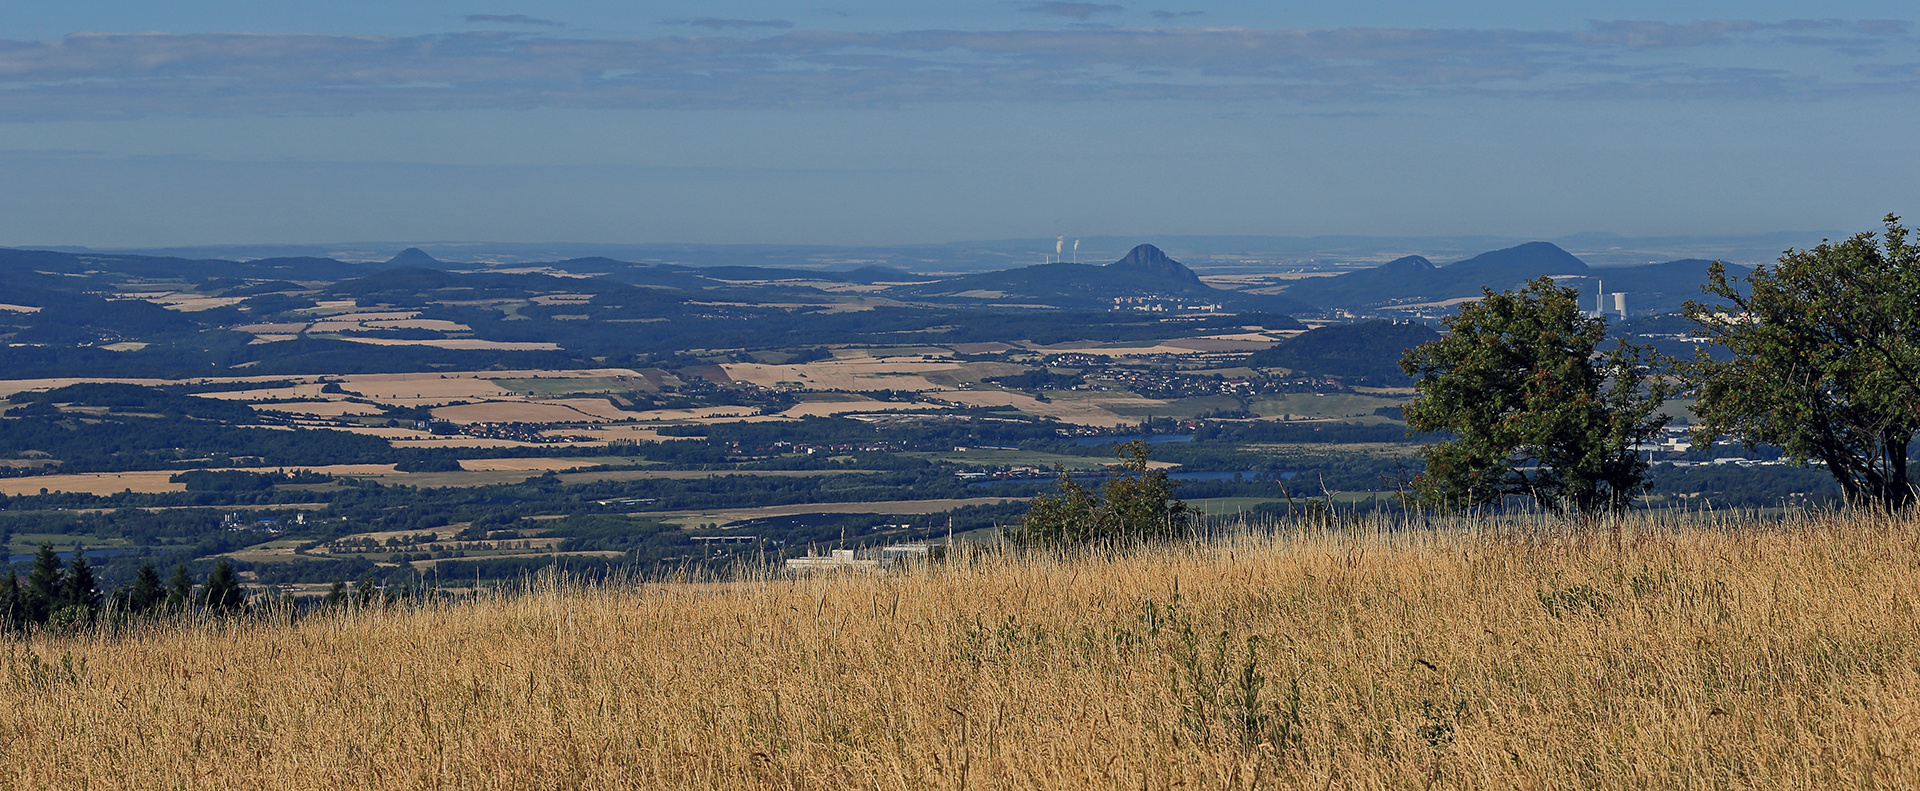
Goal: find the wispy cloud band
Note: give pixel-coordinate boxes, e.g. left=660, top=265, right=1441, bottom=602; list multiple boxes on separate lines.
left=0, top=20, right=1912, bottom=119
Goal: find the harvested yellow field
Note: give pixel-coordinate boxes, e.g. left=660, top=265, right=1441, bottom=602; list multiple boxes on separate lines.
left=361, top=318, right=472, bottom=331
left=778, top=399, right=939, bottom=418
left=456, top=457, right=649, bottom=472
left=231, top=322, right=312, bottom=334
left=1162, top=337, right=1274, bottom=352
left=552, top=424, right=691, bottom=445
left=532, top=397, right=633, bottom=422
left=303, top=300, right=361, bottom=314
left=0, top=377, right=177, bottom=398
left=253, top=401, right=385, bottom=418
left=197, top=383, right=334, bottom=401
left=0, top=464, right=397, bottom=496
left=329, top=374, right=515, bottom=401
left=611, top=405, right=763, bottom=423
left=0, top=371, right=595, bottom=404
left=433, top=401, right=610, bottom=424
left=133, top=293, right=247, bottom=312
left=0, top=471, right=186, bottom=496
left=389, top=436, right=545, bottom=449
left=723, top=356, right=963, bottom=391
left=220, top=540, right=309, bottom=564
left=938, top=388, right=1150, bottom=427
left=11, top=514, right=1920, bottom=788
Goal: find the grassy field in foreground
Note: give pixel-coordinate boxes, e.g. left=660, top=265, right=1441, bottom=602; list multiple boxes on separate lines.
left=6, top=513, right=1920, bottom=789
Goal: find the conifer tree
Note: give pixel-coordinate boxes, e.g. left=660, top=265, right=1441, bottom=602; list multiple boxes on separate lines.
left=199, top=559, right=246, bottom=613
left=355, top=573, right=378, bottom=609
left=23, top=543, right=64, bottom=625
left=128, top=560, right=165, bottom=615
left=165, top=562, right=195, bottom=611
left=0, top=566, right=19, bottom=629
left=62, top=548, right=99, bottom=616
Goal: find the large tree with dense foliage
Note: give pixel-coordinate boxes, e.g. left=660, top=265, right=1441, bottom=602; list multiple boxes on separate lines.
left=1684, top=215, right=1920, bottom=510
left=1400, top=277, right=1671, bottom=515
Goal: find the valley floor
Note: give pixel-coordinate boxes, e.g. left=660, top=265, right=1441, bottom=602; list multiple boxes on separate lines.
left=7, top=512, right=1920, bottom=789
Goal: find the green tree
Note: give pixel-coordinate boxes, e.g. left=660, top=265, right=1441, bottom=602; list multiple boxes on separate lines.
left=23, top=543, right=64, bottom=625
left=61, top=547, right=99, bottom=617
left=1015, top=440, right=1191, bottom=546
left=127, top=560, right=166, bottom=615
left=323, top=579, right=348, bottom=610
left=198, top=558, right=247, bottom=613
left=1400, top=277, right=1671, bottom=515
left=354, top=573, right=378, bottom=609
left=1684, top=215, right=1920, bottom=510
left=0, top=566, right=19, bottom=628
left=165, top=562, right=195, bottom=612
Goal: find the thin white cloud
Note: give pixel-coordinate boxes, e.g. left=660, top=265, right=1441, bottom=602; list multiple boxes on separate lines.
left=0, top=19, right=1912, bottom=120
left=464, top=14, right=562, bottom=28
left=1022, top=3, right=1125, bottom=21
left=669, top=18, right=794, bottom=30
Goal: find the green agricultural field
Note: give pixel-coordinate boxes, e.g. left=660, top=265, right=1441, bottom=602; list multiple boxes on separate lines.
left=7, top=532, right=135, bottom=559
left=1242, top=441, right=1424, bottom=458
left=840, top=346, right=954, bottom=358
left=1102, top=395, right=1242, bottom=419
left=922, top=361, right=1031, bottom=386
left=552, top=468, right=884, bottom=485
left=1182, top=496, right=1290, bottom=516
left=1184, top=491, right=1400, bottom=519
left=1249, top=392, right=1405, bottom=420
left=905, top=449, right=1112, bottom=470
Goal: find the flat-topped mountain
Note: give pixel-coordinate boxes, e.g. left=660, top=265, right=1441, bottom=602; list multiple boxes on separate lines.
left=1107, top=244, right=1203, bottom=285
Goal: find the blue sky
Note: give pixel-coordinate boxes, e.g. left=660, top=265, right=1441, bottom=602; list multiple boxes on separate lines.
left=3, top=2, right=1916, bottom=247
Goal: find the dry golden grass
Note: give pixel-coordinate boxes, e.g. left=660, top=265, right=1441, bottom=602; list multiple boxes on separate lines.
left=7, top=512, right=1920, bottom=789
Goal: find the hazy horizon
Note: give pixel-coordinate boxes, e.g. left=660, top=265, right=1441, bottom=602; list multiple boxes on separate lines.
left=18, top=227, right=1839, bottom=272
left=4, top=1, right=1914, bottom=248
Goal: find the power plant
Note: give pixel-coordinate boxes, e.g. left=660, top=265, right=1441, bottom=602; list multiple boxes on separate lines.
left=1594, top=279, right=1628, bottom=320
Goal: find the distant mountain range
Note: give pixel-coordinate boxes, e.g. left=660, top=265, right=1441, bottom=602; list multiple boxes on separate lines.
left=35, top=230, right=1830, bottom=270
left=2, top=238, right=1752, bottom=320
left=1282, top=241, right=1749, bottom=315
left=894, top=244, right=1306, bottom=312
